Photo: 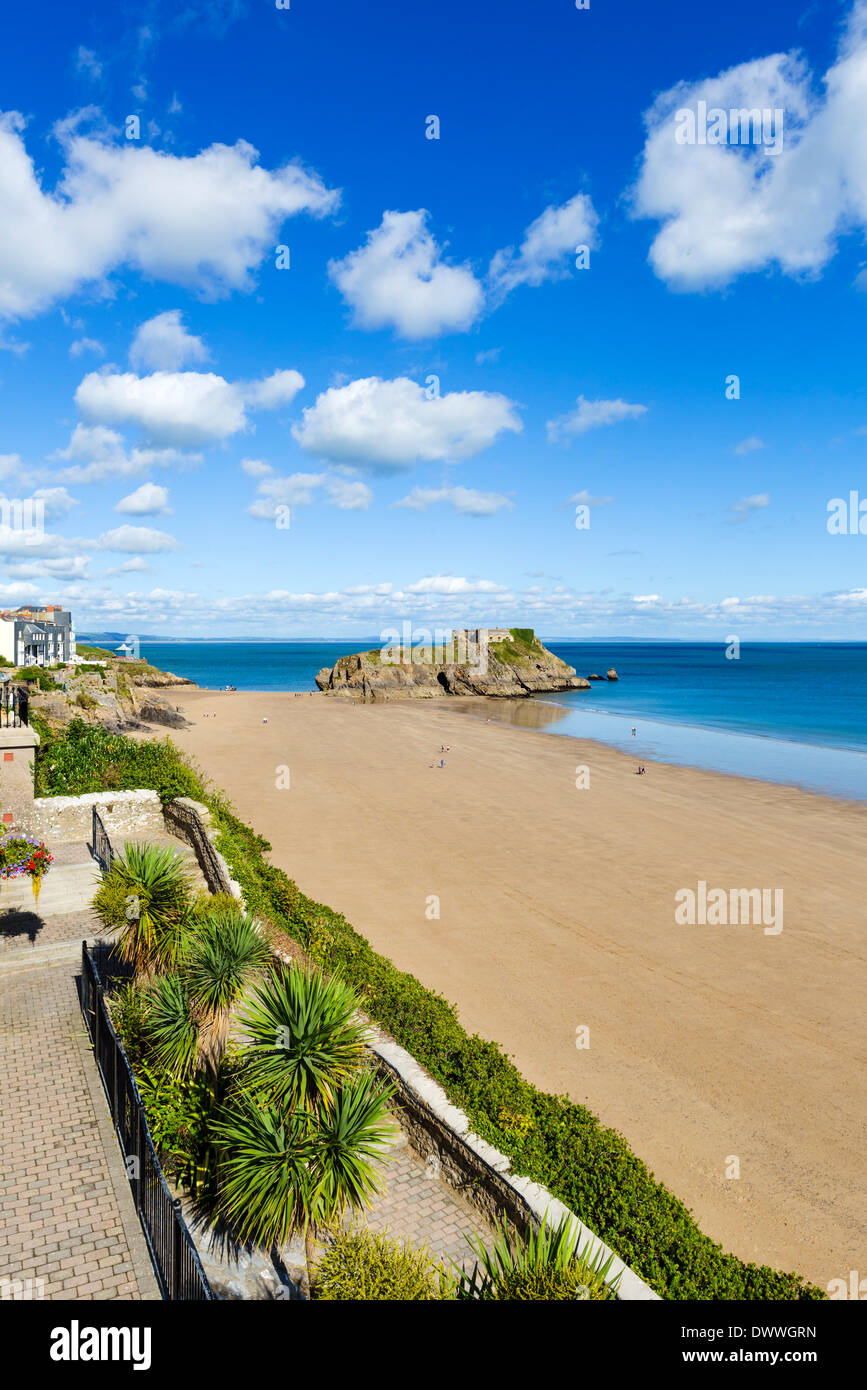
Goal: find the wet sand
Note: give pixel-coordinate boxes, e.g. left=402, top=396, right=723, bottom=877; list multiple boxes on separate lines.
left=168, top=687, right=866, bottom=1288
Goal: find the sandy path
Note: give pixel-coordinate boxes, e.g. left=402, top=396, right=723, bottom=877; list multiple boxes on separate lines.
left=168, top=687, right=866, bottom=1288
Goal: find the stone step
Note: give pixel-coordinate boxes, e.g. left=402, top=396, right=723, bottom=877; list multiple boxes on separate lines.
left=0, top=860, right=102, bottom=915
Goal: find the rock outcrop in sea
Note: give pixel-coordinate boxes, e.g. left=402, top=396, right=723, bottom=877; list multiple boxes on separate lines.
left=315, top=628, right=618, bottom=702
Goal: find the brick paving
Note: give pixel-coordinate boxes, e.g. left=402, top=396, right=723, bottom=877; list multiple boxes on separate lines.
left=357, top=1133, right=493, bottom=1272
left=0, top=907, right=107, bottom=958
left=0, top=958, right=158, bottom=1301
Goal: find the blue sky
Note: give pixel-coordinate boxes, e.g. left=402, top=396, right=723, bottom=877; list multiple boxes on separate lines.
left=1, top=0, right=866, bottom=640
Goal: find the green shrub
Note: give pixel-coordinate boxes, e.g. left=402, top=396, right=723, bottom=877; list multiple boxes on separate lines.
left=35, top=719, right=202, bottom=802
left=109, top=981, right=152, bottom=1065
left=75, top=663, right=106, bottom=679
left=74, top=691, right=97, bottom=710
left=136, top=1063, right=227, bottom=1196
left=312, top=1227, right=444, bottom=1301
left=189, top=888, right=241, bottom=921
left=16, top=667, right=59, bottom=691
left=91, top=872, right=136, bottom=932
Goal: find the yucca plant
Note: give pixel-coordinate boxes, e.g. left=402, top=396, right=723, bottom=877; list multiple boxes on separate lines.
left=93, top=842, right=194, bottom=976
left=239, top=964, right=367, bottom=1108
left=212, top=1070, right=395, bottom=1293
left=312, top=1070, right=397, bottom=1222
left=211, top=1094, right=319, bottom=1251
left=144, top=973, right=200, bottom=1079
left=140, top=907, right=270, bottom=1078
left=455, top=1212, right=620, bottom=1301
left=184, top=908, right=272, bottom=1074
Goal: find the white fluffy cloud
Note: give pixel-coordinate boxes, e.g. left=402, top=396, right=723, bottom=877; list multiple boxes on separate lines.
left=75, top=366, right=305, bottom=447
left=632, top=2, right=867, bottom=288
left=51, top=424, right=200, bottom=483
left=241, top=458, right=274, bottom=478
left=293, top=376, right=521, bottom=473
left=488, top=194, right=598, bottom=300
left=326, top=479, right=372, bottom=511
left=130, top=311, right=210, bottom=371
left=247, top=472, right=325, bottom=519
left=394, top=485, right=513, bottom=516
left=244, top=370, right=306, bottom=409
left=115, top=483, right=172, bottom=515
left=69, top=336, right=104, bottom=358
left=329, top=195, right=599, bottom=339
left=247, top=471, right=373, bottom=518
left=329, top=210, right=484, bottom=339
left=97, top=524, right=180, bottom=553
left=0, top=112, right=340, bottom=321
left=32, top=486, right=79, bottom=518
left=735, top=436, right=765, bottom=455
left=567, top=489, right=615, bottom=507
left=547, top=395, right=648, bottom=443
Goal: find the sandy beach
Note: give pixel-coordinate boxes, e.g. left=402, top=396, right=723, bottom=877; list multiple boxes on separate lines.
left=168, top=687, right=866, bottom=1288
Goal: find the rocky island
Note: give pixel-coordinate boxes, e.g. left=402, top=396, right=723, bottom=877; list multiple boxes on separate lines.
left=315, top=627, right=618, bottom=702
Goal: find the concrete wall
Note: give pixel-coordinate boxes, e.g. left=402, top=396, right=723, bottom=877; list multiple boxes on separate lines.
left=0, top=726, right=39, bottom=830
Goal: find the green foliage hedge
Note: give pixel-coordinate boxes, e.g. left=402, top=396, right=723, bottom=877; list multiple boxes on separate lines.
left=15, top=668, right=59, bottom=691
left=37, top=720, right=823, bottom=1302
left=34, top=718, right=202, bottom=803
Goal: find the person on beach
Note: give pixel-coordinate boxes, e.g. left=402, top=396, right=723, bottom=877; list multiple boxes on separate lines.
left=632, top=726, right=637, bottom=737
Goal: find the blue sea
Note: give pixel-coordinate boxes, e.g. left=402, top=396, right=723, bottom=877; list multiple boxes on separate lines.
left=90, top=639, right=867, bottom=802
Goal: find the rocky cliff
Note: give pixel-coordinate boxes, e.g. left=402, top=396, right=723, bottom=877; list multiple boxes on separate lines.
left=315, top=629, right=618, bottom=702
left=20, top=656, right=194, bottom=735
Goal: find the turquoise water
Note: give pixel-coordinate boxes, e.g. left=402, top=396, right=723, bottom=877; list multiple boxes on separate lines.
left=83, top=638, right=867, bottom=800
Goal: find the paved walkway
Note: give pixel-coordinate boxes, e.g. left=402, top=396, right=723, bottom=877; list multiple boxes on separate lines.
left=360, top=1129, right=491, bottom=1271
left=0, top=943, right=159, bottom=1301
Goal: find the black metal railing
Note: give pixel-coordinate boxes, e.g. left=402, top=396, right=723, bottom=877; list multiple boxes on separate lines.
left=91, top=805, right=115, bottom=873
left=0, top=683, right=28, bottom=728
left=79, top=942, right=214, bottom=1301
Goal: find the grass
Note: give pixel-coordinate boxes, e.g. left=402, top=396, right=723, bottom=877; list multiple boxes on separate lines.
left=75, top=644, right=115, bottom=661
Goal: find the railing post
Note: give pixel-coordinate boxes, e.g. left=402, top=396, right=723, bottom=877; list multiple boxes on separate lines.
left=172, top=1199, right=183, bottom=1300
left=135, top=1110, right=144, bottom=1214
left=93, top=969, right=100, bottom=1062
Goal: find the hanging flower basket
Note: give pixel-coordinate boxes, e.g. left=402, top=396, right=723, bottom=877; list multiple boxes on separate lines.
left=0, top=836, right=54, bottom=906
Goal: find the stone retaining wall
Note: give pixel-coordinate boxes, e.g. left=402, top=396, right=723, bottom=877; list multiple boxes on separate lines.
left=27, top=789, right=164, bottom=842
left=365, top=1029, right=659, bottom=1301
left=162, top=797, right=242, bottom=900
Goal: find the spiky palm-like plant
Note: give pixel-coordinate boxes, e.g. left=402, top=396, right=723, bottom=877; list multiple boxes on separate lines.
left=93, top=842, right=194, bottom=976
left=145, top=973, right=200, bottom=1079
left=212, top=1071, right=395, bottom=1292
left=239, top=964, right=366, bottom=1109
left=212, top=1094, right=319, bottom=1251
left=140, top=907, right=270, bottom=1078
left=313, top=1070, right=397, bottom=1221
left=454, top=1212, right=620, bottom=1301
left=184, top=909, right=272, bottom=1074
